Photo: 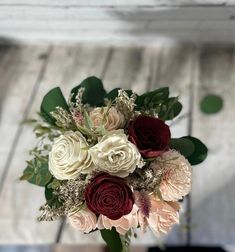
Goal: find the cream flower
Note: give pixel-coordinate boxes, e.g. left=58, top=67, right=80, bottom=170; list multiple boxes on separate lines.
left=89, top=106, right=125, bottom=131
left=49, top=131, right=93, bottom=180
left=90, top=130, right=143, bottom=177
left=151, top=150, right=192, bottom=201
left=97, top=205, right=139, bottom=235
left=68, top=208, right=97, bottom=233
left=139, top=195, right=180, bottom=235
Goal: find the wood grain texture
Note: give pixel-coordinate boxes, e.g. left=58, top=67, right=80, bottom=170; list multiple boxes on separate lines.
left=191, top=45, right=235, bottom=245
left=0, top=45, right=49, bottom=185
left=1, top=7, right=235, bottom=21
left=0, top=0, right=233, bottom=6
left=0, top=2, right=235, bottom=42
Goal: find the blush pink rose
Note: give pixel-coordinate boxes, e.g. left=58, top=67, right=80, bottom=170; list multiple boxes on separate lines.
left=68, top=208, right=97, bottom=233
left=97, top=205, right=139, bottom=235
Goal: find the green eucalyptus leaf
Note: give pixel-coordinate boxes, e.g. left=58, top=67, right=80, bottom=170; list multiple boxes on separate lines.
left=136, top=87, right=169, bottom=109
left=183, top=136, right=208, bottom=165
left=170, top=137, right=195, bottom=158
left=100, top=228, right=123, bottom=252
left=158, top=97, right=182, bottom=120
left=200, top=94, right=223, bottom=114
left=71, top=76, right=107, bottom=106
left=40, top=87, right=69, bottom=125
left=20, top=169, right=34, bottom=181
left=45, top=187, right=63, bottom=209
left=47, top=178, right=61, bottom=190
left=21, top=161, right=52, bottom=187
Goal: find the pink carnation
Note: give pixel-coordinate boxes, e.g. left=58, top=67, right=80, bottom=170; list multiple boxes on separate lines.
left=151, top=150, right=192, bottom=201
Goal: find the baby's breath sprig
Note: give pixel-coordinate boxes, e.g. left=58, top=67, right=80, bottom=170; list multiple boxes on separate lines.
left=50, top=106, right=75, bottom=130
left=115, top=89, right=137, bottom=121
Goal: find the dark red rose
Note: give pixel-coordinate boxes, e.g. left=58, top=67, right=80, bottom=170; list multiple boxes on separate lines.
left=85, top=173, right=134, bottom=220
left=128, top=115, right=171, bottom=158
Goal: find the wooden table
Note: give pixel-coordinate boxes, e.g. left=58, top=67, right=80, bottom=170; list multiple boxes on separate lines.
left=0, top=43, right=234, bottom=246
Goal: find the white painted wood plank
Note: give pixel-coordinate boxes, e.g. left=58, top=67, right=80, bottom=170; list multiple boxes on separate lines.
left=0, top=20, right=201, bottom=31
left=1, top=7, right=235, bottom=21
left=0, top=0, right=232, bottom=7
left=191, top=46, right=235, bottom=245
left=1, top=29, right=227, bottom=44
left=0, top=45, right=49, bottom=182
left=3, top=19, right=235, bottom=32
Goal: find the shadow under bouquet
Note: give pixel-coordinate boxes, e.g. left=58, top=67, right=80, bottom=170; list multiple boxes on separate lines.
left=21, top=76, right=207, bottom=251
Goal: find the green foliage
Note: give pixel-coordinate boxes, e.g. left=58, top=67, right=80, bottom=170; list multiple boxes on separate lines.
left=170, top=136, right=208, bottom=165
left=47, top=178, right=61, bottom=190
left=135, top=87, right=182, bottom=120
left=200, top=94, right=223, bottom=114
left=71, top=76, right=107, bottom=106
left=105, top=88, right=133, bottom=101
left=100, top=228, right=123, bottom=252
left=120, top=230, right=131, bottom=252
left=170, top=137, right=195, bottom=158
left=158, top=97, right=182, bottom=120
left=184, top=136, right=208, bottom=165
left=40, top=87, right=69, bottom=125
left=136, top=87, right=169, bottom=109
left=20, top=159, right=52, bottom=187
left=45, top=186, right=63, bottom=209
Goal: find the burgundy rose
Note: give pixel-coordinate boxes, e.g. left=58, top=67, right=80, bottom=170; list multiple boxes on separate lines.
left=128, top=115, right=171, bottom=158
left=85, top=173, right=134, bottom=220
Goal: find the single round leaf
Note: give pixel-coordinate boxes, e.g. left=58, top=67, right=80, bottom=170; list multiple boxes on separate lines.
left=70, top=76, right=107, bottom=106
left=200, top=94, right=223, bottom=114
left=40, top=87, right=69, bottom=125
left=172, top=101, right=183, bottom=118
left=182, top=136, right=208, bottom=165
left=170, top=137, right=195, bottom=158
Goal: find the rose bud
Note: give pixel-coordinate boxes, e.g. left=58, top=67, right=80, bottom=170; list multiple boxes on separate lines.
left=128, top=115, right=171, bottom=158
left=85, top=173, right=134, bottom=220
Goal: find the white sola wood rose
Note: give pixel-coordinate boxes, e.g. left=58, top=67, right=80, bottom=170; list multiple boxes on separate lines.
left=90, top=130, right=143, bottom=178
left=151, top=150, right=192, bottom=201
left=89, top=106, right=125, bottom=131
left=49, top=131, right=93, bottom=180
left=69, top=208, right=97, bottom=233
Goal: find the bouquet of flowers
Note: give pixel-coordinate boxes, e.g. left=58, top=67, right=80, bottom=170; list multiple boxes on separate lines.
left=21, top=76, right=207, bottom=251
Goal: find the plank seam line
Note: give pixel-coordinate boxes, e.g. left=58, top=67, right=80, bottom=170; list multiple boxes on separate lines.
left=54, top=46, right=114, bottom=244
left=0, top=45, right=53, bottom=196
left=0, top=4, right=232, bottom=8
left=186, top=45, right=198, bottom=246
